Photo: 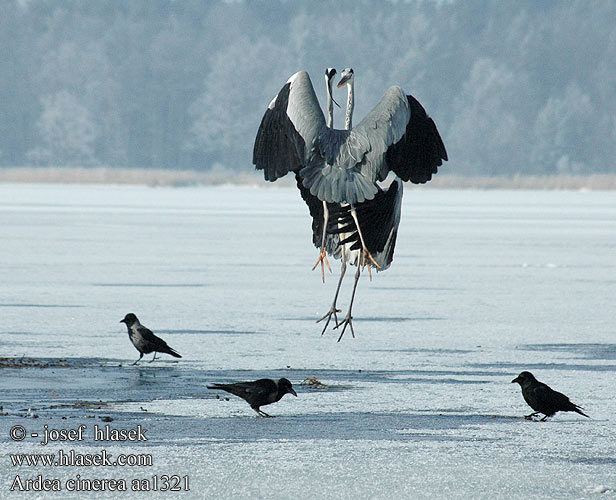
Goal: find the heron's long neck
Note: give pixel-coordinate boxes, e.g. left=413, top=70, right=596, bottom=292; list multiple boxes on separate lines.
left=326, top=81, right=334, bottom=128
left=344, top=81, right=354, bottom=130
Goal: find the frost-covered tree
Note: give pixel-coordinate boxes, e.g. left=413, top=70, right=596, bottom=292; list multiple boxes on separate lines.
left=531, top=83, right=595, bottom=174
left=0, top=0, right=615, bottom=175
left=187, top=37, right=297, bottom=168
left=28, top=91, right=99, bottom=166
left=447, top=58, right=531, bottom=175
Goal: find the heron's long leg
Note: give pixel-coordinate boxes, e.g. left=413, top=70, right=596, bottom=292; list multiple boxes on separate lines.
left=334, top=263, right=361, bottom=341
left=317, top=256, right=346, bottom=334
left=311, top=201, right=332, bottom=282
left=350, top=208, right=380, bottom=280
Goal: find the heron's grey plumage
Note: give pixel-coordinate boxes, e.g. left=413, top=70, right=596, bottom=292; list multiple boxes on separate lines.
left=254, top=71, right=446, bottom=205
left=253, top=68, right=448, bottom=339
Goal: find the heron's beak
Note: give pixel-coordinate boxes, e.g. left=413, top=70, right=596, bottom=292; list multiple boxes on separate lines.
left=337, top=75, right=351, bottom=88
left=289, top=388, right=297, bottom=397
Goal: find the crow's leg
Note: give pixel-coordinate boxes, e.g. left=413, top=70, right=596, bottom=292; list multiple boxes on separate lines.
left=254, top=408, right=273, bottom=418
left=149, top=352, right=158, bottom=363
left=133, top=352, right=144, bottom=365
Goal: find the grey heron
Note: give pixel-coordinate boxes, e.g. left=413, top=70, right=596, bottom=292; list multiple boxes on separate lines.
left=311, top=68, right=341, bottom=280
left=253, top=68, right=448, bottom=340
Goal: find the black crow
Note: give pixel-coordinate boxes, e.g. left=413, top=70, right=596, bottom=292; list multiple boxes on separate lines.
left=120, top=313, right=182, bottom=364
left=511, top=371, right=589, bottom=421
left=207, top=378, right=297, bottom=417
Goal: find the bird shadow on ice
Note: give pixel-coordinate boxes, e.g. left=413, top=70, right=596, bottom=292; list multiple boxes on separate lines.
left=518, top=343, right=616, bottom=361
left=566, top=457, right=616, bottom=465
left=469, top=361, right=616, bottom=372
left=152, top=412, right=518, bottom=443
left=370, top=286, right=459, bottom=291
left=92, top=283, right=206, bottom=288
left=282, top=316, right=444, bottom=322
left=156, top=329, right=261, bottom=335
left=0, top=303, right=84, bottom=308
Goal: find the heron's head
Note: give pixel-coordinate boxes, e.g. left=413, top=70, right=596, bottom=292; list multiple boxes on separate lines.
left=337, top=68, right=354, bottom=88
left=325, top=68, right=341, bottom=108
left=279, top=378, right=297, bottom=397
left=120, top=313, right=138, bottom=326
left=511, top=371, right=536, bottom=386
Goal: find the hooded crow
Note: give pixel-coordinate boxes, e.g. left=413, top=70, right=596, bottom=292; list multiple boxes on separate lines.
left=120, top=313, right=182, bottom=364
left=207, top=378, right=297, bottom=417
left=512, top=371, right=589, bottom=421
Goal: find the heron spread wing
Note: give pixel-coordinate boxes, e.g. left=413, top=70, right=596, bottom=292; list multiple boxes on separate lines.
left=253, top=71, right=326, bottom=182
left=254, top=72, right=447, bottom=203
left=297, top=87, right=410, bottom=206
left=385, top=94, right=448, bottom=183
left=353, top=86, right=448, bottom=185
left=297, top=86, right=447, bottom=205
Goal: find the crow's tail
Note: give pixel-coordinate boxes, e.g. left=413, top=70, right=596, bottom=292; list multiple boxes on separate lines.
left=574, top=405, right=590, bottom=418
left=165, top=347, right=182, bottom=358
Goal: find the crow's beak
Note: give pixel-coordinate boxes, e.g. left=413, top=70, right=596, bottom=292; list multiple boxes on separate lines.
left=289, top=388, right=297, bottom=397
left=511, top=377, right=519, bottom=384
left=120, top=319, right=126, bottom=324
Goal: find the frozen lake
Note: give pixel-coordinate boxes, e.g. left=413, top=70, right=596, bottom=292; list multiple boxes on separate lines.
left=0, top=183, right=615, bottom=499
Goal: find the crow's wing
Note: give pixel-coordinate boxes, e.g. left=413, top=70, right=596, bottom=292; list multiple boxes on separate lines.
left=208, top=379, right=276, bottom=403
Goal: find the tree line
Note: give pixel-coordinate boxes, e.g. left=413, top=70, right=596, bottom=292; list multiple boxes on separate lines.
left=1, top=0, right=614, bottom=177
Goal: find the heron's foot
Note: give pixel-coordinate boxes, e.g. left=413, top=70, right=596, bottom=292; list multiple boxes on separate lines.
left=360, top=249, right=380, bottom=280
left=317, top=305, right=342, bottom=335
left=311, top=249, right=332, bottom=282
left=333, top=313, right=355, bottom=342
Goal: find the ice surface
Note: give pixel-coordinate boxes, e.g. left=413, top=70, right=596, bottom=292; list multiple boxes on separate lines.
left=0, top=184, right=615, bottom=499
